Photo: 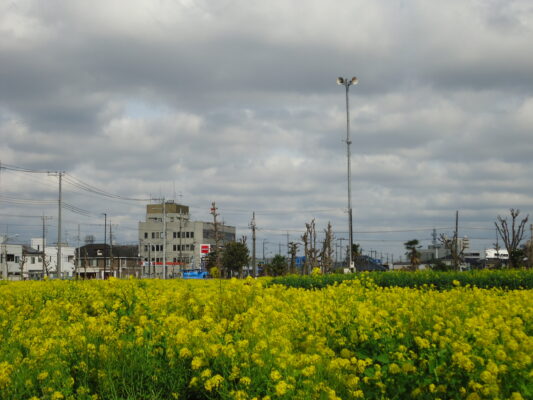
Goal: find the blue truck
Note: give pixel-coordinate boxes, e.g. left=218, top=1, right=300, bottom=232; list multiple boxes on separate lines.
left=182, top=270, right=209, bottom=279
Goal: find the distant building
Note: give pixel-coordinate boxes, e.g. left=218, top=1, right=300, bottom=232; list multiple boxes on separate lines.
left=77, top=243, right=140, bottom=279
left=138, top=202, right=236, bottom=277
left=484, top=248, right=509, bottom=260
left=1, top=237, right=76, bottom=280
left=27, top=238, right=76, bottom=279
left=419, top=244, right=451, bottom=263
left=1, top=239, right=23, bottom=280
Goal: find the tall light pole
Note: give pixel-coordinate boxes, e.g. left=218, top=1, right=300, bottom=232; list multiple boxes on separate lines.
left=337, top=76, right=358, bottom=272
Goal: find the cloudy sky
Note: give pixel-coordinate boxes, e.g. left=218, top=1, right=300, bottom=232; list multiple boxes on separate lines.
left=1, top=0, right=532, bottom=261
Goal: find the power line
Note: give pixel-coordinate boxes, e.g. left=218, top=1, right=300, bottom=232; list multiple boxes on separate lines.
left=0, top=213, right=52, bottom=218
left=63, top=174, right=152, bottom=201
left=62, top=202, right=94, bottom=218
left=0, top=163, right=51, bottom=173
left=0, top=194, right=56, bottom=205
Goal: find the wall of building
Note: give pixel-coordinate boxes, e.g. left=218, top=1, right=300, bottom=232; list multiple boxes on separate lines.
left=138, top=203, right=236, bottom=274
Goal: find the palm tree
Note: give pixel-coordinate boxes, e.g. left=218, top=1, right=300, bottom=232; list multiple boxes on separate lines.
left=404, top=239, right=421, bottom=271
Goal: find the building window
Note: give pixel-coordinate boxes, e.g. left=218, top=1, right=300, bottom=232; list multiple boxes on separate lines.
left=190, top=232, right=194, bottom=239
left=31, top=257, right=36, bottom=264
left=190, top=244, right=194, bottom=251
left=144, top=232, right=148, bottom=239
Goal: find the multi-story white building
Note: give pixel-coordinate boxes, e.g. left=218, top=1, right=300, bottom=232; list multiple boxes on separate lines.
left=138, top=202, right=236, bottom=277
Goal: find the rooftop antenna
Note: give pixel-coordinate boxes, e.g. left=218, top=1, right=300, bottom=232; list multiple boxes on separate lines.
left=173, top=181, right=176, bottom=202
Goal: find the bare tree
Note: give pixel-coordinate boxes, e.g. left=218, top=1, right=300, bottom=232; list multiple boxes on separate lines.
left=320, top=222, right=334, bottom=274
left=439, top=234, right=467, bottom=271
left=301, top=231, right=309, bottom=275
left=301, top=219, right=318, bottom=274
left=288, top=242, right=298, bottom=274
left=495, top=209, right=529, bottom=269
left=18, top=254, right=27, bottom=280
left=308, top=220, right=319, bottom=271
left=42, top=254, right=52, bottom=278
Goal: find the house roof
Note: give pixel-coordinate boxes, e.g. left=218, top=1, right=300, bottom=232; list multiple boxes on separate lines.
left=22, top=245, right=42, bottom=255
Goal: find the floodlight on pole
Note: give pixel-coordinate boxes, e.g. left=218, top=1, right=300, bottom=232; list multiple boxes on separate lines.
left=337, top=76, right=358, bottom=272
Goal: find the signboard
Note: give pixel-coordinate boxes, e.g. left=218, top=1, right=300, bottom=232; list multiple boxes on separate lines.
left=200, top=244, right=211, bottom=254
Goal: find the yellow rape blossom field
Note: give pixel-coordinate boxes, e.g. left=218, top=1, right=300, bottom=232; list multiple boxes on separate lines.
left=0, top=277, right=531, bottom=400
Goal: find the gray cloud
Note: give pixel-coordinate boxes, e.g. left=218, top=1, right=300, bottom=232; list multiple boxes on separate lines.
left=1, top=0, right=532, bottom=258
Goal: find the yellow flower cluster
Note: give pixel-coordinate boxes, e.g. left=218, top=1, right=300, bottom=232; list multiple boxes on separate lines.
left=0, top=277, right=530, bottom=399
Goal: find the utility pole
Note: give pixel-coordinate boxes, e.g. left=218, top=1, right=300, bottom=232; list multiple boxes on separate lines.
left=529, top=224, right=533, bottom=269
left=2, top=240, right=7, bottom=280
left=455, top=210, right=459, bottom=270
left=250, top=212, right=257, bottom=277
left=57, top=172, right=63, bottom=278
left=148, top=243, right=151, bottom=278
left=210, top=202, right=221, bottom=275
left=163, top=198, right=167, bottom=279
left=179, top=208, right=183, bottom=273
left=110, top=223, right=113, bottom=278
left=75, top=224, right=80, bottom=279
left=48, top=171, right=64, bottom=278
left=211, top=202, right=220, bottom=248
left=103, top=213, right=107, bottom=279
left=41, top=215, right=52, bottom=278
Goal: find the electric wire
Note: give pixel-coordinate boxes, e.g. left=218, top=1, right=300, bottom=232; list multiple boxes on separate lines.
left=63, top=174, right=152, bottom=202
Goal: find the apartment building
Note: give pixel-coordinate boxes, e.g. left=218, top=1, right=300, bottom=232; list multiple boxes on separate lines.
left=138, top=202, right=236, bottom=277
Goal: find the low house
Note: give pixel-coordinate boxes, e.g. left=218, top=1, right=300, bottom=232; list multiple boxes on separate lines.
left=77, top=244, right=140, bottom=279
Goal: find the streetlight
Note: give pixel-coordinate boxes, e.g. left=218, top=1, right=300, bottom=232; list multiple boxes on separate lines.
left=337, top=76, right=358, bottom=272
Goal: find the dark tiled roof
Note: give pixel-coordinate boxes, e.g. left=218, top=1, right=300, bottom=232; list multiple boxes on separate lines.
left=22, top=245, right=42, bottom=255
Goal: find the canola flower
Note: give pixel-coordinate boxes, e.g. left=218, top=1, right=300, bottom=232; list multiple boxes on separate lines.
left=0, top=277, right=531, bottom=399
